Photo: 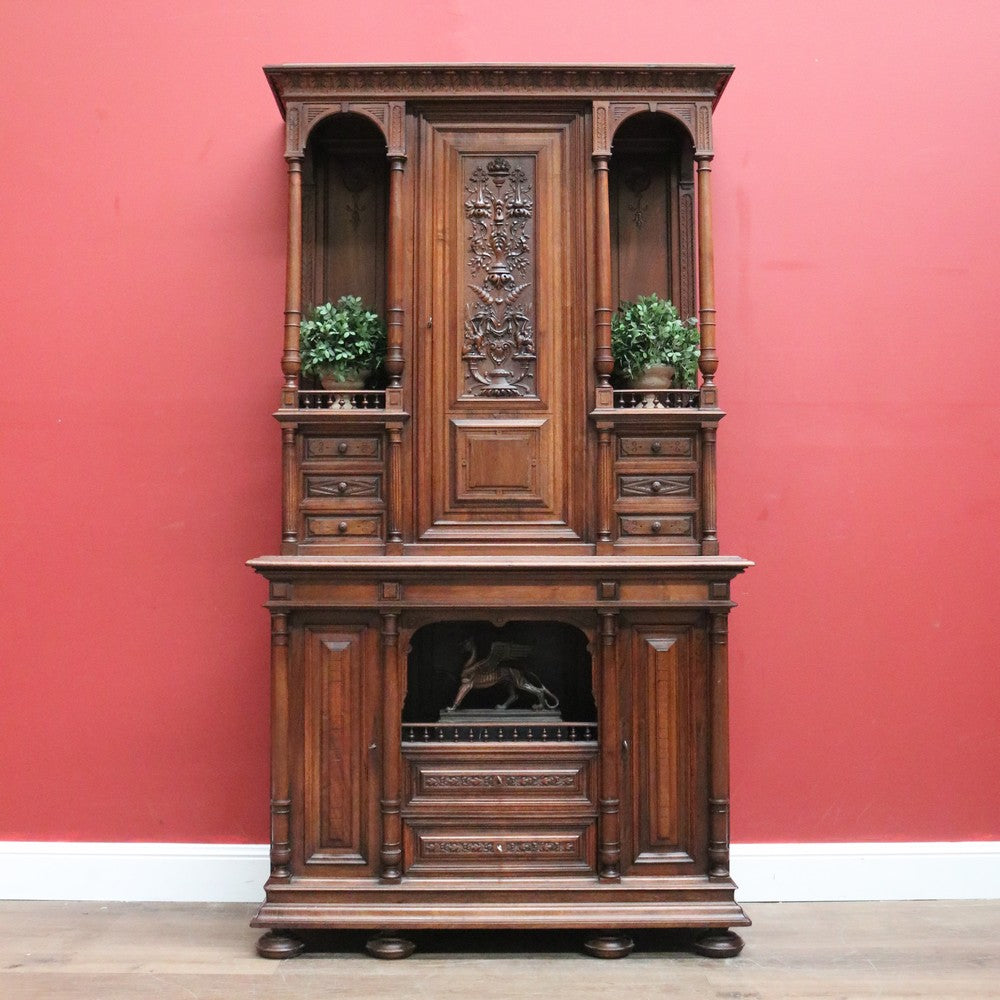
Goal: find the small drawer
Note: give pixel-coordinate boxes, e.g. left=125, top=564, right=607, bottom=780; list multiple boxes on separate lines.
left=618, top=514, right=694, bottom=538
left=404, top=823, right=594, bottom=875
left=406, top=753, right=594, bottom=809
left=303, top=434, right=382, bottom=462
left=617, top=474, right=694, bottom=500
left=617, top=434, right=693, bottom=460
left=303, top=474, right=382, bottom=502
left=304, top=514, right=383, bottom=540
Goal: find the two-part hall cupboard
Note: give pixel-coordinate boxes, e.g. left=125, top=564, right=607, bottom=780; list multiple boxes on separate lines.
left=250, top=64, right=750, bottom=960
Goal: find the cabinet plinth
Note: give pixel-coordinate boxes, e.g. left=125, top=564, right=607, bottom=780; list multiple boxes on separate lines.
left=253, top=64, right=749, bottom=957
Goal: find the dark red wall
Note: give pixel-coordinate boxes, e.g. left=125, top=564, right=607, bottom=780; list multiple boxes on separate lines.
left=2, top=2, right=998, bottom=843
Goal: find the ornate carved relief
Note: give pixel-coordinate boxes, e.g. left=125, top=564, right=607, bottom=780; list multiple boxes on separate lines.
left=462, top=157, right=536, bottom=398
left=285, top=106, right=301, bottom=157
left=697, top=104, right=712, bottom=152
left=270, top=66, right=731, bottom=99
left=593, top=102, right=610, bottom=156
left=679, top=187, right=695, bottom=319
left=610, top=101, right=650, bottom=129
left=388, top=102, right=405, bottom=156
left=619, top=475, right=694, bottom=498
left=351, top=102, right=388, bottom=130
left=623, top=165, right=652, bottom=229
left=424, top=838, right=576, bottom=855
left=424, top=773, right=576, bottom=789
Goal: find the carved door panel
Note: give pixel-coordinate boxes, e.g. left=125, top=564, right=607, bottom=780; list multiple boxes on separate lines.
left=415, top=109, right=588, bottom=545
left=295, top=623, right=380, bottom=876
left=620, top=622, right=709, bottom=875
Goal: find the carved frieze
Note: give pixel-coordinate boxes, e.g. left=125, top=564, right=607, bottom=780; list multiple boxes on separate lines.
left=423, top=838, right=576, bottom=855
left=267, top=65, right=733, bottom=111
left=423, top=773, right=576, bottom=789
left=462, top=156, right=537, bottom=398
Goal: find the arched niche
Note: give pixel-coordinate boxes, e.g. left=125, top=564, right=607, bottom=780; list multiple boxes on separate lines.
left=301, top=112, right=389, bottom=323
left=402, top=619, right=596, bottom=728
left=609, top=111, right=696, bottom=320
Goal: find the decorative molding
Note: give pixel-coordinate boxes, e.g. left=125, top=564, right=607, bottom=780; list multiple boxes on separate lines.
left=1, top=842, right=998, bottom=902
left=265, top=66, right=733, bottom=109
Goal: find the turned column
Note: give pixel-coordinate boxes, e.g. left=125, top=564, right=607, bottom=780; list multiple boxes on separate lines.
left=268, top=613, right=293, bottom=882
left=385, top=153, right=405, bottom=406
left=281, top=156, right=303, bottom=409
left=696, top=154, right=718, bottom=408
left=708, top=610, right=732, bottom=879
left=597, top=611, right=622, bottom=881
left=593, top=150, right=614, bottom=409
left=379, top=611, right=403, bottom=882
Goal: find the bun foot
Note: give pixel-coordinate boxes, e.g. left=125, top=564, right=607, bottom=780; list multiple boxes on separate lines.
left=256, top=931, right=305, bottom=959
left=692, top=929, right=745, bottom=958
left=365, top=933, right=416, bottom=960
left=584, top=933, right=635, bottom=959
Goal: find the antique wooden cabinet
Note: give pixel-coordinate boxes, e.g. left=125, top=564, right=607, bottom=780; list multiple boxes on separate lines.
left=251, top=64, right=750, bottom=960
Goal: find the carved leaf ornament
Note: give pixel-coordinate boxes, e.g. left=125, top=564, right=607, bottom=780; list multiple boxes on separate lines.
left=462, top=158, right=537, bottom=397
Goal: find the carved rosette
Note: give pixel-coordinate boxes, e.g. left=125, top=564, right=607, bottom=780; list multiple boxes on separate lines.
left=462, top=156, right=536, bottom=398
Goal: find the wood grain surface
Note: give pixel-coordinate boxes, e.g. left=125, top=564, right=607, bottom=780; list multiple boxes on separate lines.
left=1, top=900, right=998, bottom=999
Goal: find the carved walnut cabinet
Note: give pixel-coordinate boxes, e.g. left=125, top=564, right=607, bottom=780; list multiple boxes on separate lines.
left=251, top=64, right=750, bottom=960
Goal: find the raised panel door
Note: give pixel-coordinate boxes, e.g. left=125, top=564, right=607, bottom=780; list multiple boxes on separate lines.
left=621, top=623, right=709, bottom=875
left=297, top=624, right=380, bottom=875
left=414, top=109, right=589, bottom=545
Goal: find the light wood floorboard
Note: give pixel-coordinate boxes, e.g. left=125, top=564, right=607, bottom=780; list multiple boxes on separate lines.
left=0, top=900, right=997, bottom=999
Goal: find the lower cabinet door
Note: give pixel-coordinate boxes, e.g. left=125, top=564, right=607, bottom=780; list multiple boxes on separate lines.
left=621, top=622, right=710, bottom=875
left=297, top=623, right=380, bottom=876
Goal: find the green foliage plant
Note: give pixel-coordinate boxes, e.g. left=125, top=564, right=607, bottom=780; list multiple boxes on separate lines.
left=298, top=296, right=386, bottom=382
left=610, top=294, right=700, bottom=388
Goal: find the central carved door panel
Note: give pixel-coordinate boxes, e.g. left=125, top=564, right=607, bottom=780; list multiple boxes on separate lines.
left=414, top=110, right=590, bottom=546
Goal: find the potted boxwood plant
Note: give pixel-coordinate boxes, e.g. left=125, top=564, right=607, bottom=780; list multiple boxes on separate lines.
left=298, top=296, right=387, bottom=389
left=610, top=294, right=700, bottom=389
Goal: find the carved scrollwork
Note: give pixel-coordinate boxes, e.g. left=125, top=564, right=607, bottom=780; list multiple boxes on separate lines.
left=424, top=773, right=575, bottom=789
left=462, top=157, right=536, bottom=398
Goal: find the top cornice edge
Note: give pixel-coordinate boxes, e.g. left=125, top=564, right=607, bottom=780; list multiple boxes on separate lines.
left=262, top=64, right=734, bottom=117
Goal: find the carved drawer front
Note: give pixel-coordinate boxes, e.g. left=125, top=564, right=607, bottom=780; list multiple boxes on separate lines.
left=617, top=474, right=694, bottom=501
left=302, top=434, right=382, bottom=463
left=618, top=514, right=694, bottom=538
left=302, top=473, right=383, bottom=506
left=404, top=822, right=595, bottom=875
left=303, top=513, right=384, bottom=540
left=405, top=751, right=594, bottom=811
left=617, top=434, right=694, bottom=460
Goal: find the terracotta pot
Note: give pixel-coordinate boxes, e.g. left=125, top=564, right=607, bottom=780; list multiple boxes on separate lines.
left=318, top=367, right=371, bottom=390
left=629, top=363, right=674, bottom=390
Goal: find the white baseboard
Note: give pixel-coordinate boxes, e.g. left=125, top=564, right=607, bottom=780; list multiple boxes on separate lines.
left=1, top=841, right=997, bottom=903
left=732, top=842, right=1000, bottom=902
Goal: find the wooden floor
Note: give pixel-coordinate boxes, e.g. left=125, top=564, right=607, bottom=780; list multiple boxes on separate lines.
left=0, top=900, right=997, bottom=998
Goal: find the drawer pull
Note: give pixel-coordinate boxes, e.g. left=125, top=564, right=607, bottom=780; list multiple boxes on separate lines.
left=338, top=521, right=348, bottom=533
left=651, top=480, right=663, bottom=494
left=337, top=481, right=348, bottom=494
left=337, top=441, right=348, bottom=455
left=651, top=440, right=662, bottom=454
left=651, top=521, right=662, bottom=533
